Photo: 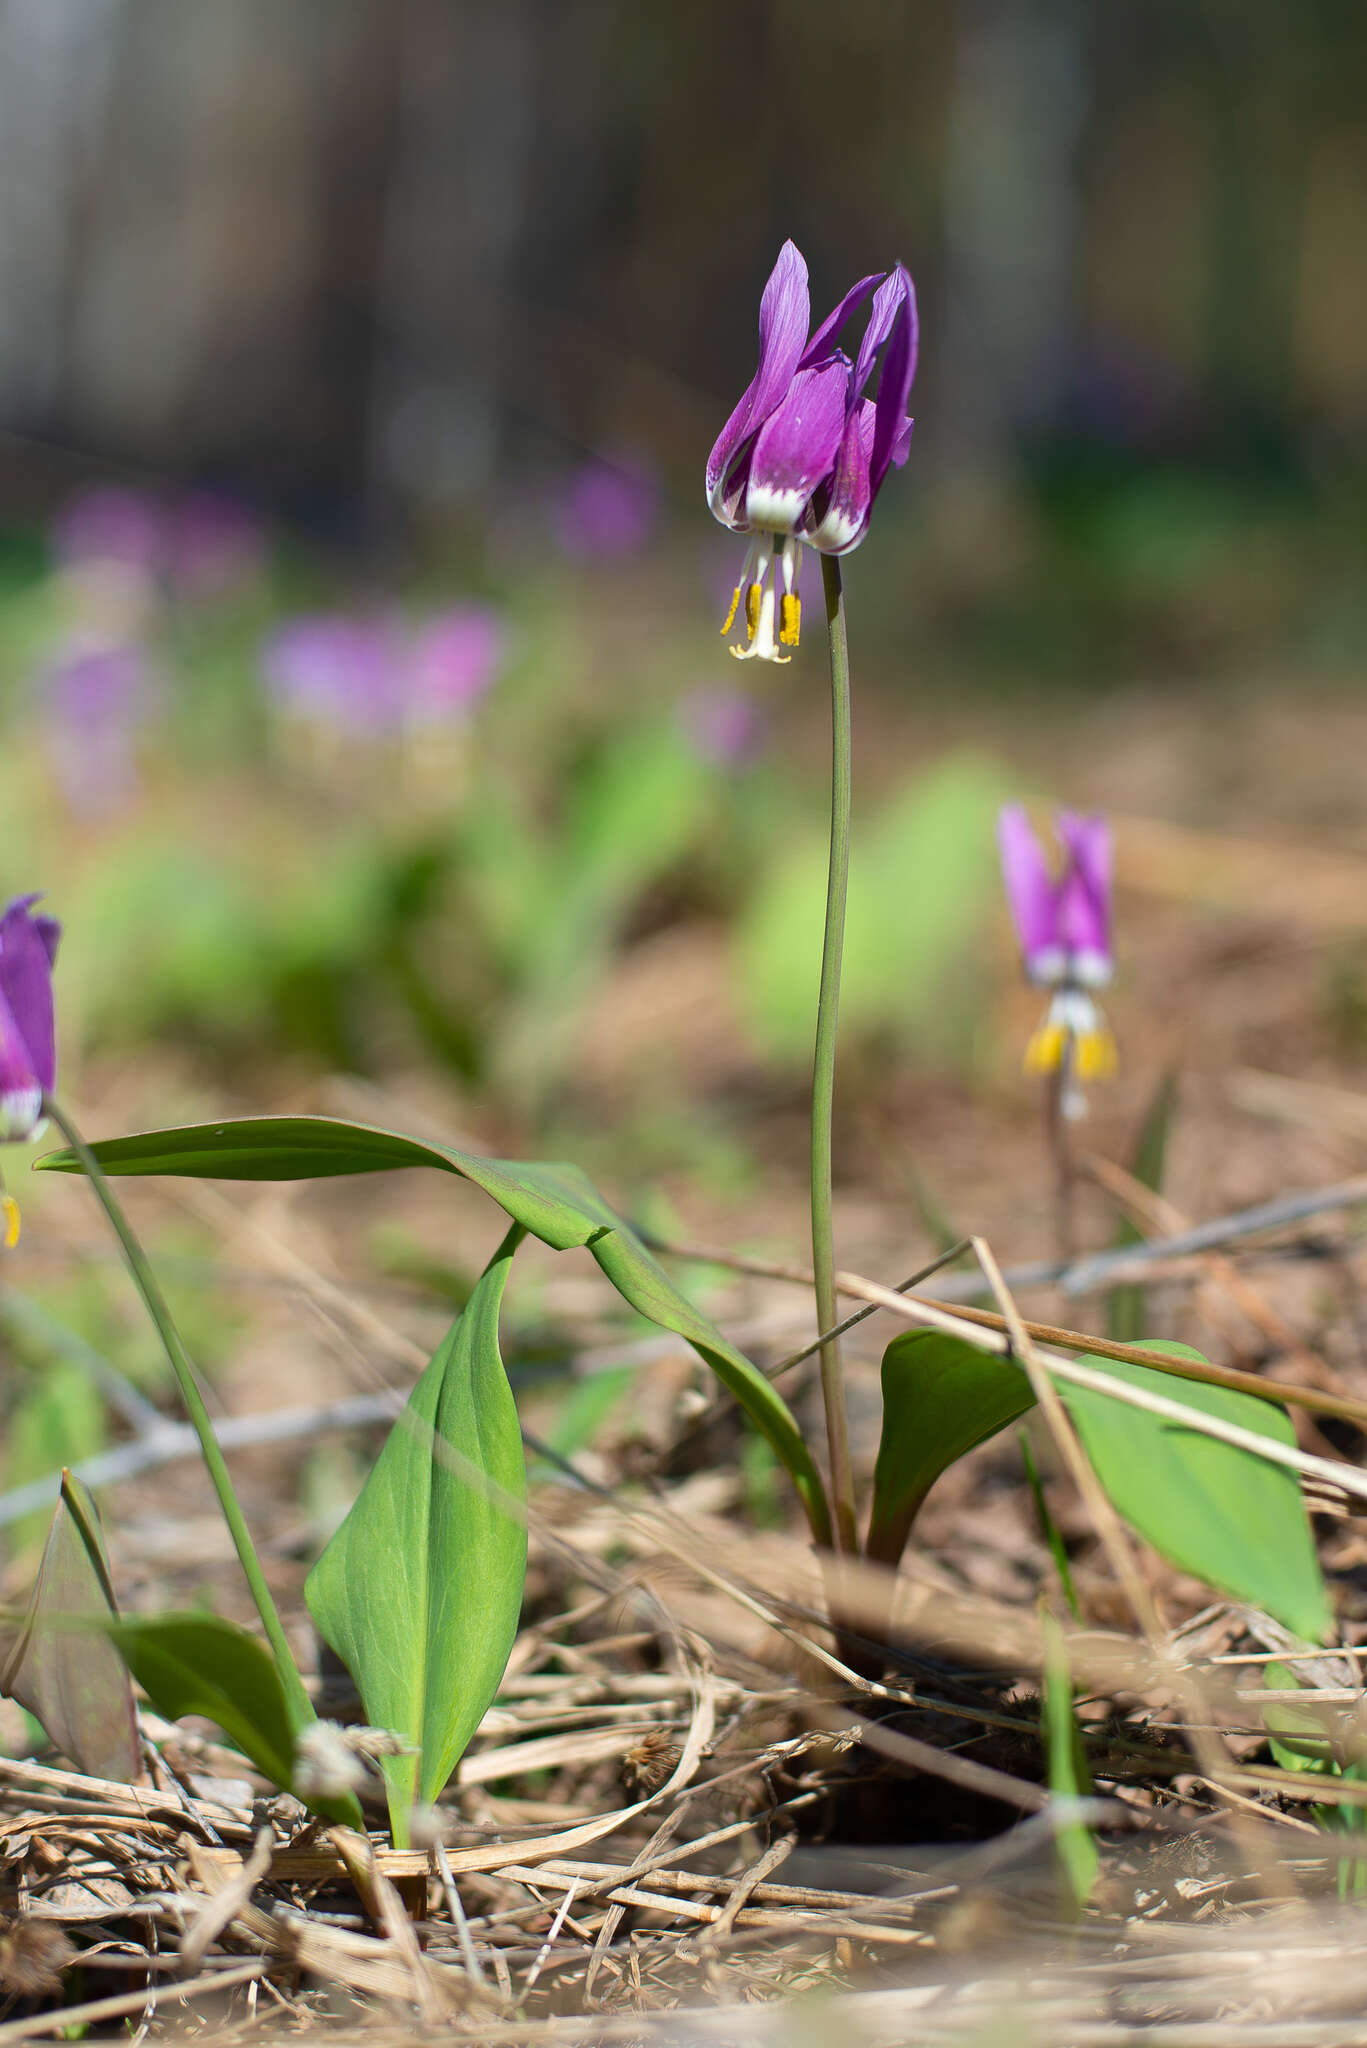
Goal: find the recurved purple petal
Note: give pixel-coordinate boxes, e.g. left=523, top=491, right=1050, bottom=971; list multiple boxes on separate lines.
left=804, top=399, right=874, bottom=554
left=5, top=894, right=62, bottom=972
left=0, top=896, right=59, bottom=1136
left=744, top=358, right=850, bottom=536
left=853, top=267, right=909, bottom=394
left=1056, top=812, right=1112, bottom=979
left=799, top=270, right=885, bottom=372
left=706, top=241, right=811, bottom=519
left=998, top=806, right=1063, bottom=982
left=889, top=415, right=915, bottom=469
left=869, top=268, right=919, bottom=496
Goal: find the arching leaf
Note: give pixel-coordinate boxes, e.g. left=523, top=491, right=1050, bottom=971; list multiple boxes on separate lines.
left=40, top=1116, right=829, bottom=1542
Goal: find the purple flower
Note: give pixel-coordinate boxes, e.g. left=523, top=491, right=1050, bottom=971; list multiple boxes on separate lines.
left=262, top=606, right=507, bottom=737
left=262, top=616, right=405, bottom=734
left=0, top=896, right=60, bottom=1147
left=998, top=805, right=1115, bottom=1088
left=679, top=688, right=767, bottom=768
left=167, top=492, right=266, bottom=599
left=51, top=487, right=167, bottom=580
left=41, top=640, right=153, bottom=815
left=556, top=456, right=658, bottom=560
left=706, top=241, right=917, bottom=663
left=52, top=485, right=266, bottom=604
left=406, top=607, right=504, bottom=722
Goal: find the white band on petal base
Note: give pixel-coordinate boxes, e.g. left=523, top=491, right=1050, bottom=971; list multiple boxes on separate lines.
left=0, top=1085, right=43, bottom=1144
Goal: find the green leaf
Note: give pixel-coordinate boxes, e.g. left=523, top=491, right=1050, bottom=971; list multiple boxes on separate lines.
left=39, top=1116, right=830, bottom=1543
left=306, top=1227, right=527, bottom=1844
left=1106, top=1071, right=1177, bottom=1345
left=1061, top=1340, right=1331, bottom=1642
left=1042, top=1613, right=1099, bottom=1909
left=0, top=1473, right=139, bottom=1782
left=866, top=1332, right=1034, bottom=1566
left=108, top=1613, right=297, bottom=1795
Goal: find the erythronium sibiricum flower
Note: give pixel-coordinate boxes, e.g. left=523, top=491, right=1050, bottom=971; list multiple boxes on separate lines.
left=0, top=895, right=61, bottom=1246
left=706, top=240, right=917, bottom=663
left=997, top=806, right=1116, bottom=1110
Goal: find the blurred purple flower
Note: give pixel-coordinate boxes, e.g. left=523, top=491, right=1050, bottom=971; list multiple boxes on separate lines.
left=556, top=456, right=658, bottom=560
left=167, top=492, right=266, bottom=599
left=0, top=895, right=60, bottom=1147
left=262, top=617, right=404, bottom=733
left=680, top=688, right=767, bottom=768
left=52, top=485, right=266, bottom=603
left=998, top=805, right=1115, bottom=1090
left=263, top=606, right=506, bottom=736
left=51, top=487, right=166, bottom=579
left=41, top=640, right=153, bottom=815
left=707, top=241, right=917, bottom=662
left=406, top=607, right=505, bottom=722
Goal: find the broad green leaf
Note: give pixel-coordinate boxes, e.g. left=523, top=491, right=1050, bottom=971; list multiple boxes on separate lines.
left=866, top=1332, right=1034, bottom=1565
left=1061, top=1340, right=1331, bottom=1642
left=1042, top=1614, right=1098, bottom=1909
left=40, top=1116, right=829, bottom=1542
left=1106, top=1071, right=1177, bottom=1344
left=109, top=1614, right=297, bottom=1795
left=306, top=1228, right=526, bottom=1845
left=0, top=1473, right=138, bottom=1782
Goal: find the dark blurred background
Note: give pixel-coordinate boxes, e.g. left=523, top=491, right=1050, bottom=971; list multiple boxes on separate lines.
left=3, top=0, right=1364, bottom=547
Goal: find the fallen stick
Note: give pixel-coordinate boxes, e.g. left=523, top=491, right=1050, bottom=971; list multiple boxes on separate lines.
left=646, top=1171, right=1367, bottom=1308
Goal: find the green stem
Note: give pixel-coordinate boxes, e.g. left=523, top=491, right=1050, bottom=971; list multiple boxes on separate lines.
left=1044, top=1056, right=1077, bottom=1267
left=812, top=555, right=858, bottom=1556
left=43, top=1096, right=314, bottom=1732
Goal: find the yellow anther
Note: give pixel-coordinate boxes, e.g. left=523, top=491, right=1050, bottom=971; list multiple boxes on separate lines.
left=2, top=1195, right=20, bottom=1250
left=720, top=585, right=742, bottom=636
left=744, top=582, right=763, bottom=641
left=778, top=592, right=801, bottom=647
left=1024, top=1019, right=1067, bottom=1075
left=1075, top=1027, right=1118, bottom=1082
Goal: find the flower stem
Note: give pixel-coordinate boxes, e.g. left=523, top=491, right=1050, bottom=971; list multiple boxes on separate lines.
left=43, top=1097, right=314, bottom=1732
left=1044, top=1051, right=1078, bottom=1266
left=812, top=555, right=858, bottom=1556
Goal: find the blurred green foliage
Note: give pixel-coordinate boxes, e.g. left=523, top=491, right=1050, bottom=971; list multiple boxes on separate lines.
left=740, top=753, right=1011, bottom=1064
left=3, top=1361, right=104, bottom=1557
left=0, top=441, right=1359, bottom=1178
